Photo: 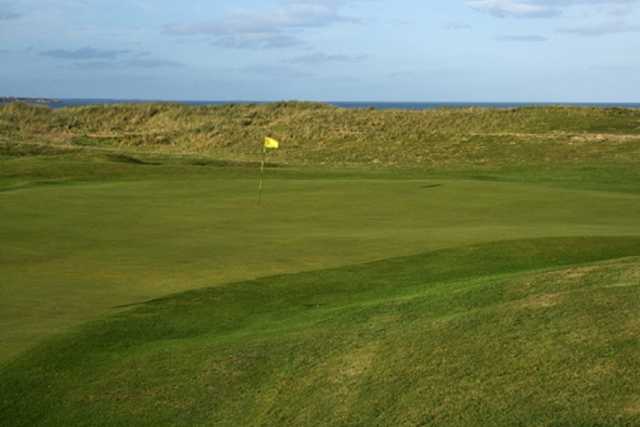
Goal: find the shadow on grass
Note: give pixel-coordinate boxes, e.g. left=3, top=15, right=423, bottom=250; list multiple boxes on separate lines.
left=0, top=179, right=80, bottom=193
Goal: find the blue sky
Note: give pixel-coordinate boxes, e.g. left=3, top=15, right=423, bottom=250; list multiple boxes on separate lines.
left=1, top=0, right=639, bottom=101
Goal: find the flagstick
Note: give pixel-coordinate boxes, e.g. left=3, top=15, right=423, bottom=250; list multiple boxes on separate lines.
left=258, top=145, right=266, bottom=205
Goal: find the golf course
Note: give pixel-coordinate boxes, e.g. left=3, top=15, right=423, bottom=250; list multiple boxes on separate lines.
left=1, top=102, right=640, bottom=426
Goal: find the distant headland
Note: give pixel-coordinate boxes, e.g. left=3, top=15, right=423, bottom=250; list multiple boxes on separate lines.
left=1, top=97, right=639, bottom=110
left=0, top=96, right=60, bottom=106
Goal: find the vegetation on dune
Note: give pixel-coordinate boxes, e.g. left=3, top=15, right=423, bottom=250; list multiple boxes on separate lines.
left=1, top=237, right=639, bottom=426
left=2, top=101, right=640, bottom=168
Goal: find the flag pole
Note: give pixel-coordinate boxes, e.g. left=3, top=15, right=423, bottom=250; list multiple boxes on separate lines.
left=258, top=137, right=279, bottom=205
left=258, top=143, right=266, bottom=205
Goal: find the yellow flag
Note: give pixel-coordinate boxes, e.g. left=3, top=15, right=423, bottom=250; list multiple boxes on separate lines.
left=264, top=137, right=280, bottom=149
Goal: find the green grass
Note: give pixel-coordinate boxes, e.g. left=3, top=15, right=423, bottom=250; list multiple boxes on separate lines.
left=2, top=155, right=640, bottom=365
left=1, top=237, right=639, bottom=426
left=2, top=103, right=640, bottom=425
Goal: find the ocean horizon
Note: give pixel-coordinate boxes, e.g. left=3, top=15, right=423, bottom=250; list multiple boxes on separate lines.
left=37, top=98, right=640, bottom=110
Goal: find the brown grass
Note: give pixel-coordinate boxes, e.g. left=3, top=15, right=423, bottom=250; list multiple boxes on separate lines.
left=3, top=102, right=640, bottom=168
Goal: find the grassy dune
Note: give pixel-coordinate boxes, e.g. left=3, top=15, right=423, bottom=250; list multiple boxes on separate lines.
left=1, top=103, right=640, bottom=425
left=2, top=101, right=640, bottom=168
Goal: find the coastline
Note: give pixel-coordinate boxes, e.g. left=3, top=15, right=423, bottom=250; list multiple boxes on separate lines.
left=2, top=97, right=639, bottom=110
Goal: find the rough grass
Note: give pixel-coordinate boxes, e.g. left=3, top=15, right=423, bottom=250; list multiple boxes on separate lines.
left=1, top=237, right=639, bottom=426
left=3, top=101, right=640, bottom=168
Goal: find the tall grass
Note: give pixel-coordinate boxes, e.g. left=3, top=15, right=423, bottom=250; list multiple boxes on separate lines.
left=2, top=101, right=640, bottom=168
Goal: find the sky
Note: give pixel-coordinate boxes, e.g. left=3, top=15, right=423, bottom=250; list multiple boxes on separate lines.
left=1, top=0, right=639, bottom=102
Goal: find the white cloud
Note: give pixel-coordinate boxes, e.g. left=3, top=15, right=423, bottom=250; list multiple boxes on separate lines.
left=466, top=0, right=639, bottom=19
left=164, top=0, right=364, bottom=50
left=466, top=0, right=558, bottom=18
left=213, top=34, right=304, bottom=50
left=41, top=46, right=131, bottom=60
left=41, top=46, right=183, bottom=69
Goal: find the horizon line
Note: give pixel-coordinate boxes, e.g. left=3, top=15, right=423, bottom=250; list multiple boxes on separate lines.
left=2, top=96, right=640, bottom=105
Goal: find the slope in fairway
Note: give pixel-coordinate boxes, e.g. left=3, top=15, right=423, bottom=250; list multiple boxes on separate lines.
left=2, top=165, right=640, bottom=362
left=1, top=237, right=639, bottom=426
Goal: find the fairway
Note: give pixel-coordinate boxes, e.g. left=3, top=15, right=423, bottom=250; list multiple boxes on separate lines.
left=3, top=235, right=640, bottom=425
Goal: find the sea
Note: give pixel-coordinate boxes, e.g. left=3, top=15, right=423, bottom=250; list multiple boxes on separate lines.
left=31, top=99, right=640, bottom=110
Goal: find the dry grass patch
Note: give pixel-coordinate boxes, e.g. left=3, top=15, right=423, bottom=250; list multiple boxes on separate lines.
left=334, top=344, right=378, bottom=380
left=625, top=401, right=640, bottom=415
left=513, top=292, right=564, bottom=309
left=5, top=102, right=640, bottom=168
left=561, top=265, right=604, bottom=280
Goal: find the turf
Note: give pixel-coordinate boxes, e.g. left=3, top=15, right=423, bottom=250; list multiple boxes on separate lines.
left=1, top=237, right=639, bottom=426
left=2, top=103, right=640, bottom=425
left=3, top=156, right=640, bottom=364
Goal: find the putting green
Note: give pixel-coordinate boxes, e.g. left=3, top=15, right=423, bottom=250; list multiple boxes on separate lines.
left=2, top=168, right=640, bottom=363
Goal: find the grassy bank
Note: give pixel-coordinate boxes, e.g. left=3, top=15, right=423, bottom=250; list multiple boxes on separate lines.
left=2, top=237, right=640, bottom=426
left=2, top=102, right=640, bottom=168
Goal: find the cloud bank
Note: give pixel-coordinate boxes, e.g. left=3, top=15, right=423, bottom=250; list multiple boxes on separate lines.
left=41, top=46, right=183, bottom=69
left=0, top=1, right=21, bottom=20
left=467, top=0, right=639, bottom=19
left=41, top=47, right=131, bottom=60
left=164, top=0, right=363, bottom=50
left=288, top=52, right=367, bottom=65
